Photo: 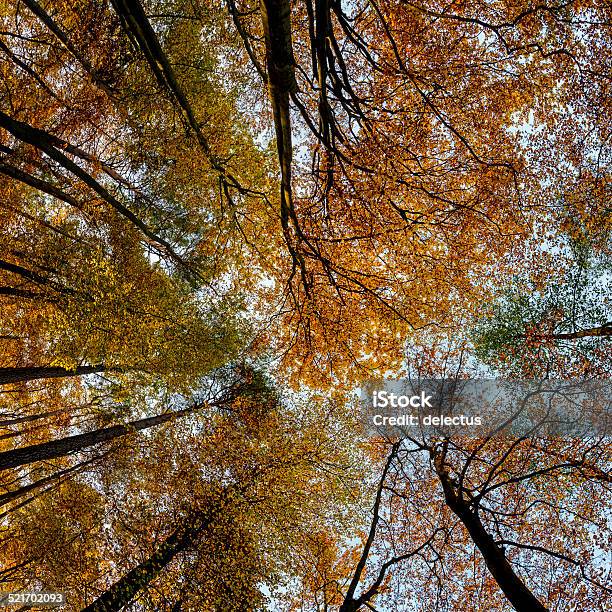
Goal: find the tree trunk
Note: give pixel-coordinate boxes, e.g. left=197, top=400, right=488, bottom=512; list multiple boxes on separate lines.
left=451, top=505, right=547, bottom=611
left=549, top=323, right=612, bottom=340
left=432, top=451, right=548, bottom=612
left=0, top=286, right=45, bottom=300
left=0, top=452, right=106, bottom=507
left=0, top=365, right=106, bottom=385
left=0, top=257, right=74, bottom=297
left=82, top=509, right=214, bottom=612
left=0, top=111, right=184, bottom=267
left=0, top=407, right=194, bottom=471
left=0, top=258, right=48, bottom=286
left=0, top=409, right=64, bottom=427
left=259, top=0, right=311, bottom=292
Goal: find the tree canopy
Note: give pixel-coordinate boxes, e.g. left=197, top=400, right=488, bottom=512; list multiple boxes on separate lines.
left=0, top=1, right=610, bottom=610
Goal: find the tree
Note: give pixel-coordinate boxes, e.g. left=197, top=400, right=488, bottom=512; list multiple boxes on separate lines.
left=321, top=429, right=611, bottom=612
left=223, top=0, right=612, bottom=380
left=310, top=335, right=611, bottom=611
left=1, top=367, right=363, bottom=610
left=0, top=405, right=197, bottom=471
left=0, top=1, right=610, bottom=610
left=82, top=501, right=220, bottom=612
left=474, top=232, right=611, bottom=377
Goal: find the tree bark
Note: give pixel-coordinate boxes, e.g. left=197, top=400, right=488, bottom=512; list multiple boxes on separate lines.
left=0, top=365, right=106, bottom=385
left=548, top=323, right=612, bottom=340
left=82, top=509, right=215, bottom=612
left=0, top=407, right=194, bottom=471
left=432, top=450, right=548, bottom=612
left=0, top=452, right=105, bottom=507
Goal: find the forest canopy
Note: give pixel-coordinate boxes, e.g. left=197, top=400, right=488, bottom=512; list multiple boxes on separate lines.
left=0, top=1, right=610, bottom=610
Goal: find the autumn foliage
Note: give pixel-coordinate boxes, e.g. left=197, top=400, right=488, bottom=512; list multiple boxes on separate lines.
left=0, top=1, right=610, bottom=610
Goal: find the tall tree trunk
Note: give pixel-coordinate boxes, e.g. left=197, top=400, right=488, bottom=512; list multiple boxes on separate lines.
left=0, top=409, right=64, bottom=427
left=0, top=365, right=106, bottom=385
left=0, top=493, right=36, bottom=521
left=82, top=509, right=215, bottom=612
left=432, top=450, right=548, bottom=612
left=548, top=323, right=612, bottom=340
left=259, top=0, right=311, bottom=293
left=0, top=111, right=185, bottom=268
left=0, top=407, right=195, bottom=471
left=340, top=443, right=400, bottom=611
left=0, top=286, right=44, bottom=300
left=0, top=258, right=48, bottom=286
left=451, top=504, right=547, bottom=611
left=0, top=452, right=106, bottom=507
left=110, top=0, right=235, bottom=186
